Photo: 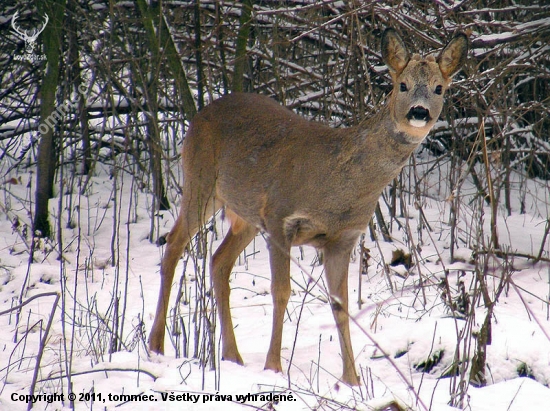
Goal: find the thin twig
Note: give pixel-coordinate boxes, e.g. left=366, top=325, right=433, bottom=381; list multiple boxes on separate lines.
left=28, top=292, right=60, bottom=411
left=0, top=291, right=59, bottom=316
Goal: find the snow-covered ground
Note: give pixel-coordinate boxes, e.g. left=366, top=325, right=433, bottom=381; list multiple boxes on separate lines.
left=1, top=158, right=549, bottom=410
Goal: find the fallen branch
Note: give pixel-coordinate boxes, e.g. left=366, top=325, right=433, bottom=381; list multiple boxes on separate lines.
left=38, top=367, right=158, bottom=383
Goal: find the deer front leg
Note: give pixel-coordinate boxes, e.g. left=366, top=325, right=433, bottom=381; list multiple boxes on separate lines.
left=323, top=239, right=360, bottom=386
left=212, top=221, right=257, bottom=364
left=264, top=233, right=291, bottom=373
left=149, top=215, right=190, bottom=354
left=150, top=190, right=218, bottom=354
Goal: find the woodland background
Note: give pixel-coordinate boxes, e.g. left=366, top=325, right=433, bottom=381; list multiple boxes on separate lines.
left=1, top=0, right=549, bottom=240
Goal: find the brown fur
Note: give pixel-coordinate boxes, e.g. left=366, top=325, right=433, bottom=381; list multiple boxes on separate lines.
left=149, top=28, right=468, bottom=386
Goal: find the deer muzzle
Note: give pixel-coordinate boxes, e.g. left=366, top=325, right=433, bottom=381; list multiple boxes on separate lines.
left=406, top=105, right=431, bottom=127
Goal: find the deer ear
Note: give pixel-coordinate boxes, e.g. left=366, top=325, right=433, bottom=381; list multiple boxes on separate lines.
left=437, top=33, right=468, bottom=79
left=381, top=28, right=410, bottom=75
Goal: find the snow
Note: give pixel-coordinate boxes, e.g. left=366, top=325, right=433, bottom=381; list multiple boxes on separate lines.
left=469, top=378, right=550, bottom=411
left=0, top=158, right=549, bottom=410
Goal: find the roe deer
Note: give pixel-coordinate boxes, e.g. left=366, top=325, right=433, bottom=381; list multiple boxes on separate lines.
left=149, top=28, right=468, bottom=386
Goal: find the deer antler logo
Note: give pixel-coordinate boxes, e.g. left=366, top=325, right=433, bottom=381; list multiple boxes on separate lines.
left=11, top=11, right=49, bottom=55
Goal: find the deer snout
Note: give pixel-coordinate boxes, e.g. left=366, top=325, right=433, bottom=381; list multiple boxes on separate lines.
left=406, top=106, right=431, bottom=128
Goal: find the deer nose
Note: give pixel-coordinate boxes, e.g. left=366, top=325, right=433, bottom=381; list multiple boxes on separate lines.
left=413, top=84, right=429, bottom=100
left=407, top=106, right=431, bottom=122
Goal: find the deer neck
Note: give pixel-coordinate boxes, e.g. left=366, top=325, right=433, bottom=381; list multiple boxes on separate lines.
left=353, top=101, right=429, bottom=177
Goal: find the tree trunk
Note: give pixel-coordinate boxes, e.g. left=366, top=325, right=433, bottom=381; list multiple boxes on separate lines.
left=136, top=0, right=171, bottom=212
left=195, top=0, right=204, bottom=110
left=66, top=0, right=91, bottom=175
left=34, top=0, right=67, bottom=238
left=232, top=0, right=253, bottom=92
left=136, top=0, right=197, bottom=121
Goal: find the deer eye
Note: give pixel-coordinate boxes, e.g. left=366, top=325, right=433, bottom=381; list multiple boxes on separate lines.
left=400, top=83, right=408, bottom=92
left=435, top=85, right=443, bottom=95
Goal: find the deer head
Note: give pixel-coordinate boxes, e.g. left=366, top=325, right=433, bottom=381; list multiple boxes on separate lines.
left=381, top=28, right=468, bottom=141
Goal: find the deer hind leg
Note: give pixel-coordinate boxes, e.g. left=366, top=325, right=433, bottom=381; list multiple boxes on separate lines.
left=212, top=210, right=258, bottom=365
left=149, top=186, right=220, bottom=354
left=264, top=231, right=291, bottom=373
left=323, top=239, right=360, bottom=386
